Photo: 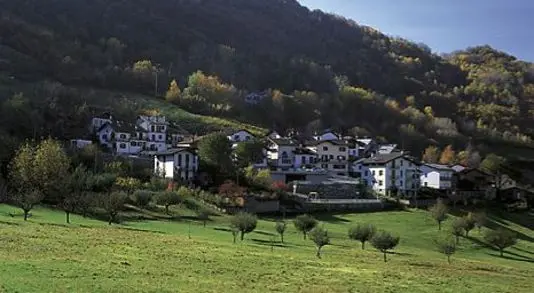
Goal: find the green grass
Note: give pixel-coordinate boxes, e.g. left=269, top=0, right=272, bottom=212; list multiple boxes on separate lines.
left=0, top=205, right=533, bottom=293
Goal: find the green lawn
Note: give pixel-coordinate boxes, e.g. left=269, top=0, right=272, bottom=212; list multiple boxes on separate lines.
left=0, top=205, right=532, bottom=293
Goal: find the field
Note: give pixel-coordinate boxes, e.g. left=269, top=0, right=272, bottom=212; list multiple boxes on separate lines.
left=0, top=205, right=533, bottom=293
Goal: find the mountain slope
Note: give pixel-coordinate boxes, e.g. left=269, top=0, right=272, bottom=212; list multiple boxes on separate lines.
left=0, top=0, right=533, bottom=160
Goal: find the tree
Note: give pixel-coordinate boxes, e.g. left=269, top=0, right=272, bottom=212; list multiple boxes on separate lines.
left=484, top=229, right=517, bottom=257
left=197, top=210, right=210, bottom=227
left=348, top=223, right=376, bottom=250
left=451, top=217, right=466, bottom=244
left=8, top=142, right=42, bottom=220
left=132, top=190, right=153, bottom=208
left=309, top=227, right=330, bottom=258
left=275, top=221, right=287, bottom=243
left=370, top=231, right=400, bottom=262
left=97, top=192, right=128, bottom=225
left=436, top=237, right=456, bottom=264
left=422, top=145, right=440, bottom=163
left=439, top=145, right=456, bottom=165
left=294, top=214, right=318, bottom=240
left=154, top=191, right=182, bottom=214
left=479, top=154, right=506, bottom=174
left=234, top=139, right=265, bottom=169
left=115, top=177, right=141, bottom=196
left=472, top=211, right=487, bottom=232
left=197, top=133, right=233, bottom=174
left=429, top=199, right=448, bottom=230
left=218, top=181, right=246, bottom=206
left=230, top=212, right=258, bottom=241
left=33, top=138, right=71, bottom=203
left=165, top=79, right=181, bottom=103
left=463, top=213, right=476, bottom=237
left=62, top=165, right=91, bottom=223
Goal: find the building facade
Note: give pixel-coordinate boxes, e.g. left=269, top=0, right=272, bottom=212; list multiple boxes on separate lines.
left=154, top=148, right=199, bottom=182
left=420, top=163, right=454, bottom=190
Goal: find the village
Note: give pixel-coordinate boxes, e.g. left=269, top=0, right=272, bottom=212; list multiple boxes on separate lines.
left=69, top=113, right=528, bottom=213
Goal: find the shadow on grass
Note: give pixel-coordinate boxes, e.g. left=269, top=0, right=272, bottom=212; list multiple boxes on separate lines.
left=254, top=230, right=276, bottom=237
left=513, top=246, right=534, bottom=255
left=485, top=217, right=534, bottom=243
left=118, top=226, right=166, bottom=234
left=213, top=227, right=232, bottom=233
left=250, top=238, right=288, bottom=248
left=486, top=252, right=534, bottom=263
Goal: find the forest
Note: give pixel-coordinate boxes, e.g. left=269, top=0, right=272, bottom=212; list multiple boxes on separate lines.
left=1, top=0, right=534, bottom=170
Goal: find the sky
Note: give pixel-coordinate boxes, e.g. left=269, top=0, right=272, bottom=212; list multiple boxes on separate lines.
left=298, top=0, right=534, bottom=61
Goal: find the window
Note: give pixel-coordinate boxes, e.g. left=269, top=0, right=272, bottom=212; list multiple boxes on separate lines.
left=131, top=141, right=137, bottom=147
left=379, top=170, right=383, bottom=176
left=321, top=164, right=328, bottom=169
left=234, top=135, right=239, bottom=140
left=151, top=126, right=155, bottom=132
left=178, top=154, right=182, bottom=166
left=120, top=134, right=127, bottom=139
left=185, top=154, right=190, bottom=167
left=424, top=182, right=428, bottom=187
left=329, top=155, right=334, bottom=160
left=400, top=170, right=403, bottom=176
left=339, top=147, right=346, bottom=152
left=302, top=156, right=306, bottom=165
left=400, top=160, right=404, bottom=166
left=246, top=136, right=251, bottom=140
left=412, top=183, right=415, bottom=189
left=372, top=170, right=376, bottom=176
left=119, top=143, right=126, bottom=149
left=323, top=146, right=328, bottom=151
left=158, top=135, right=163, bottom=140
left=333, top=165, right=345, bottom=170
left=379, top=180, right=383, bottom=186
left=151, top=135, right=155, bottom=141
left=358, top=165, right=362, bottom=170
left=364, top=171, right=369, bottom=176
left=400, top=180, right=403, bottom=186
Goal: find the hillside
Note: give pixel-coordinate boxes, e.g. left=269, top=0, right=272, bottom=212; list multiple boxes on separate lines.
left=1, top=0, right=534, bottom=160
left=0, top=205, right=533, bottom=292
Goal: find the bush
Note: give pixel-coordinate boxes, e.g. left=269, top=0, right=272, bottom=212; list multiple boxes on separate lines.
left=294, top=214, right=318, bottom=240
left=451, top=218, right=466, bottom=244
left=275, top=221, right=287, bottom=243
left=230, top=212, right=258, bottom=241
left=154, top=191, right=182, bottom=214
left=348, top=223, right=376, bottom=250
left=436, top=237, right=456, bottom=264
left=429, top=199, right=448, bottom=230
left=132, top=190, right=153, bottom=207
left=371, top=231, right=400, bottom=262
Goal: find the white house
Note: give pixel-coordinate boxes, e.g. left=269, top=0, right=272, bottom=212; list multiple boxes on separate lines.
left=293, top=147, right=318, bottom=169
left=137, top=115, right=168, bottom=152
left=228, top=129, right=255, bottom=143
left=307, top=140, right=350, bottom=176
left=267, top=130, right=283, bottom=140
left=377, top=144, right=399, bottom=154
left=90, top=113, right=112, bottom=132
left=154, top=148, right=198, bottom=182
left=266, top=138, right=298, bottom=170
left=96, top=123, right=114, bottom=149
left=420, top=163, right=454, bottom=190
left=355, top=152, right=421, bottom=196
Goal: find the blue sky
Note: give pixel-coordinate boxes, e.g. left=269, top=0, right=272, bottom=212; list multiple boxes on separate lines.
left=298, top=0, right=534, bottom=61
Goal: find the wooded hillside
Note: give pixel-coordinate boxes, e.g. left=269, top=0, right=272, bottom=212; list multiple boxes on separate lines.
left=1, top=0, right=534, bottom=162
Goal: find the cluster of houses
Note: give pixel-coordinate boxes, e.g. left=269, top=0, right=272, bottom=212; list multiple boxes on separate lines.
left=72, top=114, right=521, bottom=203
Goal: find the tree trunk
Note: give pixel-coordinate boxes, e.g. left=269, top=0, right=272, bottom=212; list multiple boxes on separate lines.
left=447, top=255, right=451, bottom=264
left=23, top=209, right=29, bottom=221
left=316, top=247, right=321, bottom=259
left=361, top=241, right=365, bottom=250
left=456, top=235, right=459, bottom=244
left=303, top=232, right=307, bottom=240
left=165, top=205, right=169, bottom=214
left=66, top=211, right=70, bottom=224
left=281, top=234, right=284, bottom=243
left=383, top=251, right=387, bottom=262
left=438, top=221, right=442, bottom=231
left=203, top=220, right=206, bottom=228
left=241, top=231, right=245, bottom=241
left=466, top=230, right=469, bottom=237
left=108, top=214, right=113, bottom=225
left=499, top=248, right=503, bottom=257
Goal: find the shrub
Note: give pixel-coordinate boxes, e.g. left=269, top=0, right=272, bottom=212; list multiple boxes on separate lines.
left=154, top=191, right=182, bottom=214
left=348, top=223, right=376, bottom=250
left=294, top=214, right=318, bottom=240
left=230, top=212, right=258, bottom=241
left=436, top=237, right=456, bottom=264
left=132, top=190, right=153, bottom=207
left=451, top=218, right=466, bottom=244
left=371, top=231, right=400, bottom=262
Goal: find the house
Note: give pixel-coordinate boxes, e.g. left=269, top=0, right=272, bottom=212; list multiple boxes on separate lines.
left=90, top=113, right=112, bottom=132
left=137, top=115, right=168, bottom=152
left=377, top=144, right=399, bottom=154
left=95, top=122, right=114, bottom=149
left=356, top=152, right=421, bottom=196
left=450, top=164, right=467, bottom=173
left=307, top=140, right=350, bottom=176
left=70, top=139, right=93, bottom=149
left=154, top=148, right=198, bottom=182
left=420, top=163, right=454, bottom=190
left=293, top=147, right=318, bottom=169
left=244, top=91, right=267, bottom=104
left=267, top=130, right=283, bottom=139
left=227, top=129, right=255, bottom=143
left=266, top=138, right=298, bottom=170
left=313, top=130, right=340, bottom=141
left=356, top=138, right=378, bottom=157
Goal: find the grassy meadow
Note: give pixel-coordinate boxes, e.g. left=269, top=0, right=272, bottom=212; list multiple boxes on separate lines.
left=0, top=205, right=532, bottom=293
